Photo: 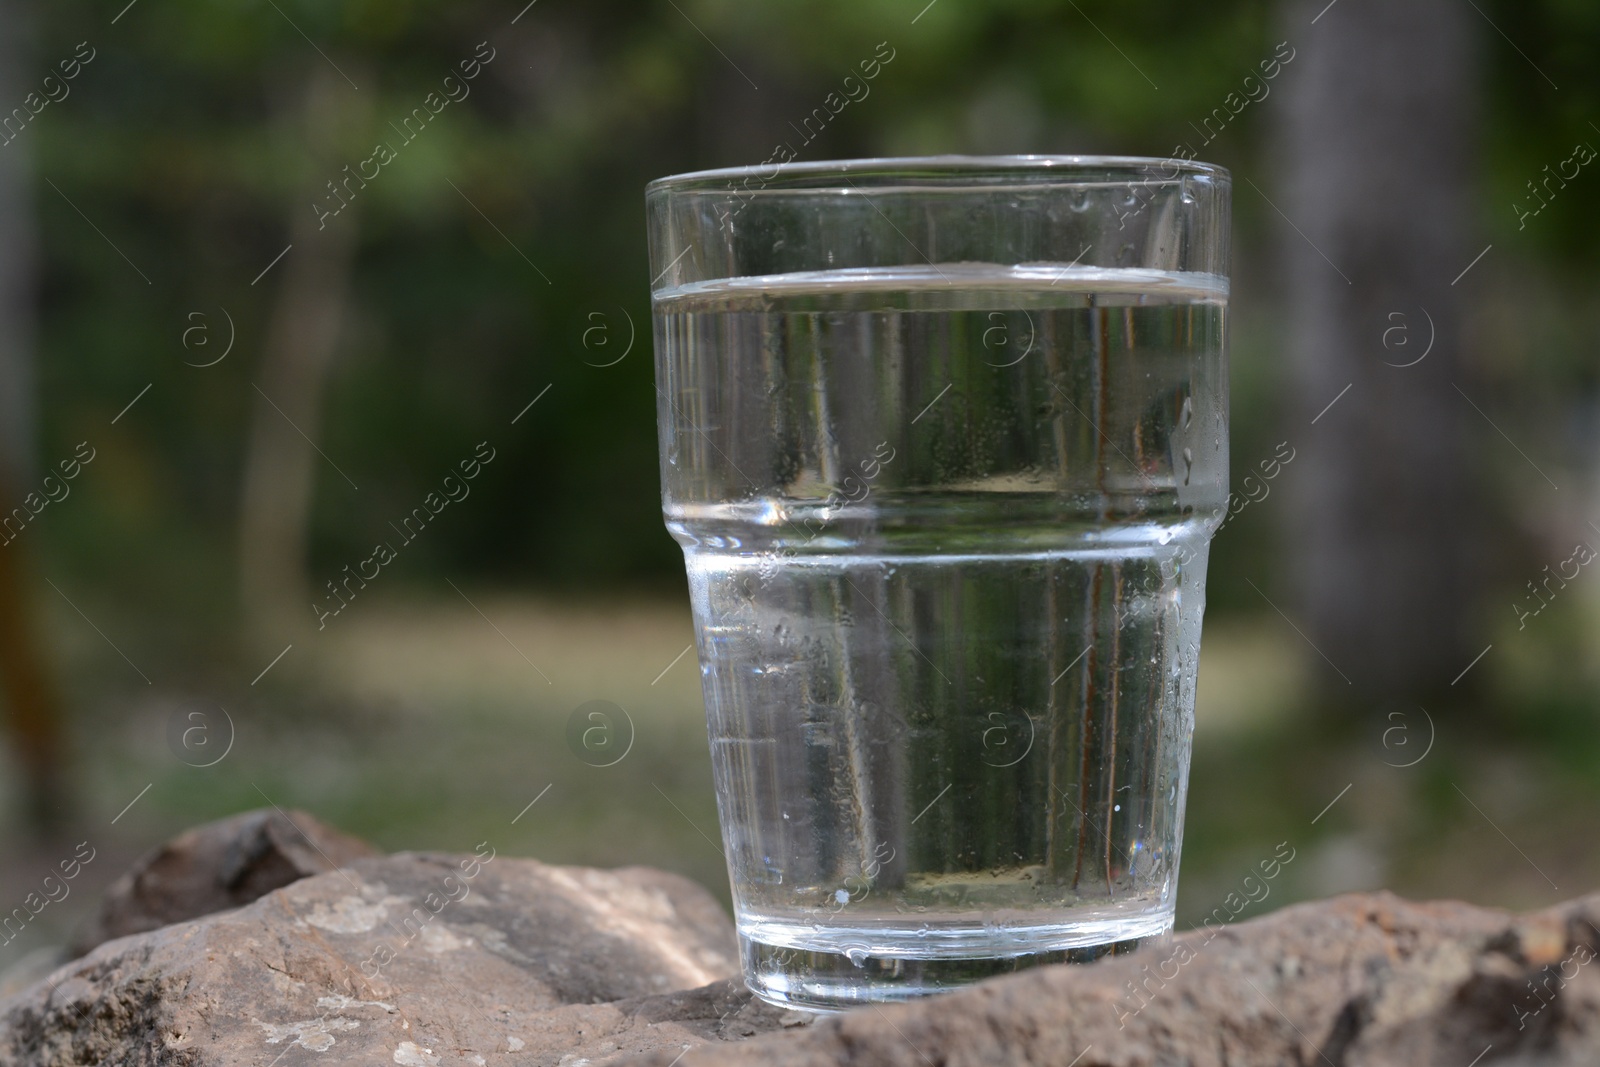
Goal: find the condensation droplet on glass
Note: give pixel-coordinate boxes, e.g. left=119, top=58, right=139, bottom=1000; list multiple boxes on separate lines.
left=844, top=946, right=869, bottom=967
left=1181, top=447, right=1193, bottom=486
left=1180, top=395, right=1193, bottom=429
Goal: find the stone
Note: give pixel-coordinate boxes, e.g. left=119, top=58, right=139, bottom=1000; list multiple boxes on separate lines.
left=70, top=807, right=379, bottom=956
left=620, top=890, right=1600, bottom=1067
left=2, top=848, right=807, bottom=1065
left=11, top=809, right=1600, bottom=1065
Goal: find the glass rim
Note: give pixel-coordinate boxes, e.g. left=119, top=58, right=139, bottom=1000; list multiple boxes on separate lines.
left=646, top=154, right=1230, bottom=195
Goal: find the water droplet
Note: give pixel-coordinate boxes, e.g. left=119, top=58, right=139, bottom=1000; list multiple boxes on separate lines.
left=1114, top=804, right=1121, bottom=812
left=1180, top=395, right=1193, bottom=429
left=844, top=946, right=869, bottom=967
left=1182, top=447, right=1194, bottom=486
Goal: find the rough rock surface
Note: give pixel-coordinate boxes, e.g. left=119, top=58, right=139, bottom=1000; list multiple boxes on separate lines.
left=624, top=890, right=1600, bottom=1067
left=1, top=849, right=807, bottom=1065
left=8, top=810, right=1600, bottom=1066
left=70, top=807, right=379, bottom=956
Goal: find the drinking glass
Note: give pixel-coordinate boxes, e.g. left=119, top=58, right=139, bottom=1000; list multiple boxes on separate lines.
left=646, top=156, right=1229, bottom=1011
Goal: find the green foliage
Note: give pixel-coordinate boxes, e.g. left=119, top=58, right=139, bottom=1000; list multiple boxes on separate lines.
left=20, top=0, right=1600, bottom=615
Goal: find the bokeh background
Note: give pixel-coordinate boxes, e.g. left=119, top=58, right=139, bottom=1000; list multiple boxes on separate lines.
left=1, top=0, right=1598, bottom=962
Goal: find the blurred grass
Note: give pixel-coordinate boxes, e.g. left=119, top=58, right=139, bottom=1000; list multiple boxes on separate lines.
left=3, top=587, right=1597, bottom=964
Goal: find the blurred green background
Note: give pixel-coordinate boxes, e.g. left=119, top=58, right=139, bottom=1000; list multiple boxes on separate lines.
left=0, top=0, right=1598, bottom=958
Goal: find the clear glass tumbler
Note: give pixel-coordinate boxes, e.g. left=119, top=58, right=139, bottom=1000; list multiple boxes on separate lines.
left=646, top=156, right=1230, bottom=1011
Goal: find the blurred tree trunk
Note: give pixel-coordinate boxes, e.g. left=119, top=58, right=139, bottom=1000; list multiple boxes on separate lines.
left=1275, top=0, right=1483, bottom=702
left=238, top=65, right=366, bottom=642
left=0, top=15, right=35, bottom=478
left=0, top=3, right=68, bottom=832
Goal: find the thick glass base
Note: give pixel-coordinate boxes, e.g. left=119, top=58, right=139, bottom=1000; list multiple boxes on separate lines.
left=740, top=913, right=1169, bottom=1012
